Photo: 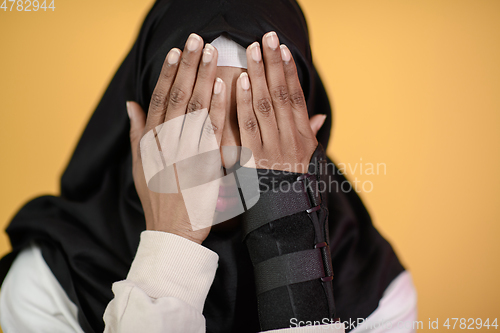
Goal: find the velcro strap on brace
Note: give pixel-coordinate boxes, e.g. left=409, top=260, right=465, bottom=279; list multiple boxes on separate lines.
left=242, top=172, right=322, bottom=239
left=254, top=245, right=334, bottom=295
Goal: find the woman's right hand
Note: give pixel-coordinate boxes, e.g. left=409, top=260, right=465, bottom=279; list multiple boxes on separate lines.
left=126, top=33, right=227, bottom=245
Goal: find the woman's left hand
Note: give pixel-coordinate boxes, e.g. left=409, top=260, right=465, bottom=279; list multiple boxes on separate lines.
left=236, top=31, right=323, bottom=174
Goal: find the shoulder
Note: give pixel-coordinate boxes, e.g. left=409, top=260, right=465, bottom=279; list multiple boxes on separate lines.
left=0, top=242, right=84, bottom=333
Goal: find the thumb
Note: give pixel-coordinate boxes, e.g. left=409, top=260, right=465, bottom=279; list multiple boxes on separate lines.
left=309, top=114, right=327, bottom=136
left=126, top=101, right=146, bottom=162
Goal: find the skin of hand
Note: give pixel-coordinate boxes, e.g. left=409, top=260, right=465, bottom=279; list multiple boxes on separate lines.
left=126, top=32, right=326, bottom=244
left=236, top=31, right=320, bottom=173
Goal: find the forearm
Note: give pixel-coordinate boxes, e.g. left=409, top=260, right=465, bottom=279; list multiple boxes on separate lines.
left=242, top=143, right=337, bottom=331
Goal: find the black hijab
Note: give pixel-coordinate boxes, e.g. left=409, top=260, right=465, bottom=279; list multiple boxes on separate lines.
left=0, top=0, right=404, bottom=332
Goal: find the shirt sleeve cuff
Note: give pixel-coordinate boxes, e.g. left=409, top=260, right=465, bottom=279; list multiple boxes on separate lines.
left=126, top=230, right=219, bottom=313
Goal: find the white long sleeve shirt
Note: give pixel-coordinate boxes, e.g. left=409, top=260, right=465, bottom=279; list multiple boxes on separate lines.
left=0, top=231, right=417, bottom=332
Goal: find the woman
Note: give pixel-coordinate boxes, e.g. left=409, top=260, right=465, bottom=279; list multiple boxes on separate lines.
left=0, top=0, right=416, bottom=332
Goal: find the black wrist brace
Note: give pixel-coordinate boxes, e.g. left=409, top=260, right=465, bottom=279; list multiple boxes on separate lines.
left=241, top=143, right=336, bottom=331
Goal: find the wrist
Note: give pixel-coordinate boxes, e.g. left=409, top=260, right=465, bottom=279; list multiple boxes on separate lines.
left=146, top=224, right=209, bottom=245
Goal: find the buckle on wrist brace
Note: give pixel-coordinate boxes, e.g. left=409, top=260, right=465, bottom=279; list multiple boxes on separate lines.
left=296, top=173, right=322, bottom=214
left=315, top=242, right=334, bottom=282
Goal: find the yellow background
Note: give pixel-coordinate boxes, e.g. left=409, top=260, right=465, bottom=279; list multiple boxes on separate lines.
left=1, top=0, right=499, bottom=330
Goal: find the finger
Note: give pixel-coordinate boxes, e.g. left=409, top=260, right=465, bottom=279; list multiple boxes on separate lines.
left=236, top=72, right=262, bottom=151
left=200, top=78, right=226, bottom=175
left=246, top=41, right=280, bottom=146
left=204, top=77, right=226, bottom=147
left=309, top=114, right=327, bottom=137
left=280, top=44, right=315, bottom=139
left=180, top=79, right=227, bottom=215
left=165, top=33, right=204, bottom=122
left=178, top=108, right=208, bottom=161
left=208, top=78, right=238, bottom=171
left=261, top=31, right=297, bottom=142
left=145, top=48, right=181, bottom=133
left=178, top=43, right=218, bottom=157
left=186, top=43, right=218, bottom=115
left=127, top=101, right=147, bottom=163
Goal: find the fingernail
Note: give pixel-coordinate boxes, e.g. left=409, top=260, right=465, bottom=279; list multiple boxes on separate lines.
left=249, top=42, right=261, bottom=62
left=280, top=45, right=291, bottom=63
left=240, top=72, right=250, bottom=90
left=203, top=44, right=214, bottom=63
left=266, top=31, right=278, bottom=50
left=126, top=101, right=133, bottom=120
left=167, top=48, right=180, bottom=65
left=214, top=77, right=223, bottom=95
left=187, top=33, right=201, bottom=52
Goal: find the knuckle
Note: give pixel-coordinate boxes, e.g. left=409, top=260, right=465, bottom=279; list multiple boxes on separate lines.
left=160, top=63, right=175, bottom=80
left=284, top=63, right=298, bottom=77
left=211, top=96, right=223, bottom=110
left=253, top=64, right=266, bottom=77
left=290, top=91, right=306, bottom=108
left=269, top=55, right=283, bottom=66
left=243, top=118, right=259, bottom=133
left=240, top=95, right=252, bottom=105
left=187, top=98, right=204, bottom=113
left=256, top=97, right=273, bottom=116
left=196, top=68, right=210, bottom=81
left=203, top=121, right=218, bottom=137
left=169, top=87, right=188, bottom=106
left=271, top=85, right=289, bottom=104
left=180, top=56, right=193, bottom=69
left=150, top=92, right=166, bottom=110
